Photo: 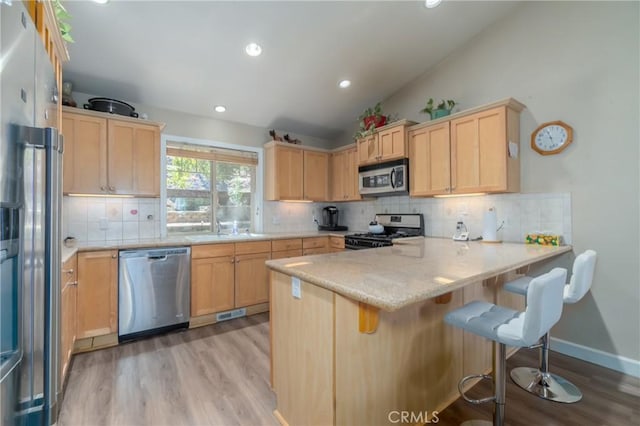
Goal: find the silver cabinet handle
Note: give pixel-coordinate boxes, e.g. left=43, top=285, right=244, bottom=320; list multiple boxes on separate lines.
left=108, top=185, right=115, bottom=192
left=111, top=254, right=117, bottom=259
left=70, top=281, right=78, bottom=287
left=63, top=268, right=74, bottom=274
left=100, top=186, right=106, bottom=192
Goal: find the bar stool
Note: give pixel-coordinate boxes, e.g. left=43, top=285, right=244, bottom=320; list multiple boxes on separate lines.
left=444, top=268, right=568, bottom=426
left=503, top=250, right=597, bottom=403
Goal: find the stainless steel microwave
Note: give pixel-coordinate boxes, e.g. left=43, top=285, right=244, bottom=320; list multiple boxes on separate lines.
left=358, top=159, right=409, bottom=197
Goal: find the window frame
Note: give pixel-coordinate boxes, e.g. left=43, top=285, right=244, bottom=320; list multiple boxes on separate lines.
left=161, top=134, right=263, bottom=237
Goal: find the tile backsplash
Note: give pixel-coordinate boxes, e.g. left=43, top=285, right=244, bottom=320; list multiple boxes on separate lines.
left=64, top=192, right=571, bottom=245
left=63, top=196, right=161, bottom=244
left=333, top=192, right=572, bottom=244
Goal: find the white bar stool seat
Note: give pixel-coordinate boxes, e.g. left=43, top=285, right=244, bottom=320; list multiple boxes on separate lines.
left=445, top=268, right=567, bottom=426
left=504, top=250, right=597, bottom=403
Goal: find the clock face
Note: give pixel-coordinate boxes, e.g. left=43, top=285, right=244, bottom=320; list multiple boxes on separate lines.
left=531, top=121, right=573, bottom=155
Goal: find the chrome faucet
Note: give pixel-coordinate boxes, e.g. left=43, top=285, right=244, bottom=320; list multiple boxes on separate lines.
left=216, top=219, right=222, bottom=235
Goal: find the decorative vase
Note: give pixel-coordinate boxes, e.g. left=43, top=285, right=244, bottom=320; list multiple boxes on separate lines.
left=363, top=115, right=387, bottom=130
left=431, top=109, right=450, bottom=120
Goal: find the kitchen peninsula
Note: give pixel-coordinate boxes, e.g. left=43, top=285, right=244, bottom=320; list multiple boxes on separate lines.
left=266, top=238, right=571, bottom=426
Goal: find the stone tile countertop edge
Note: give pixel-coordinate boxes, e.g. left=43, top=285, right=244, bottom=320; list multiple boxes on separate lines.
left=61, top=230, right=359, bottom=257
left=266, top=238, right=572, bottom=312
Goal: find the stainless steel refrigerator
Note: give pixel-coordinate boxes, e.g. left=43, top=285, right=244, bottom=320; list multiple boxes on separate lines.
left=1, top=2, right=62, bottom=425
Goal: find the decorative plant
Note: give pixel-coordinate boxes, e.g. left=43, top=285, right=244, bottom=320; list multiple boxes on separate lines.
left=421, top=98, right=456, bottom=119
left=354, top=102, right=388, bottom=140
left=53, top=0, right=74, bottom=43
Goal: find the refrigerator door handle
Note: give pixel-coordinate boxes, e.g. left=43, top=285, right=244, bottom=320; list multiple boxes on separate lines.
left=16, top=125, right=58, bottom=150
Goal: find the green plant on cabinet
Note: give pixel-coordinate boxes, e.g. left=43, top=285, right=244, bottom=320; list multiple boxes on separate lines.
left=421, top=98, right=456, bottom=120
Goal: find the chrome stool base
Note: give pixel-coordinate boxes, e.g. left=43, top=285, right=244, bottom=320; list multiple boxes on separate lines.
left=510, top=367, right=582, bottom=403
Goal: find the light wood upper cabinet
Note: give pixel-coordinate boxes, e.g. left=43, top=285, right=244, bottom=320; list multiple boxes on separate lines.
left=62, top=107, right=163, bottom=197
left=330, top=147, right=361, bottom=202
left=356, top=121, right=416, bottom=166
left=107, top=120, right=160, bottom=196
left=62, top=113, right=108, bottom=194
left=409, top=122, right=452, bottom=197
left=409, top=99, right=523, bottom=197
left=76, top=250, right=118, bottom=339
left=303, top=151, right=329, bottom=201
left=265, top=143, right=304, bottom=200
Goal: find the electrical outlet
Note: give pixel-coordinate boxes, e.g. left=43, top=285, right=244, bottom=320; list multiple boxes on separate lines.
left=291, top=277, right=301, bottom=299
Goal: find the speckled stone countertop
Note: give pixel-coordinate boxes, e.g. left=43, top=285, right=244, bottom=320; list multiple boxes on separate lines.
left=266, top=238, right=572, bottom=312
left=59, top=230, right=355, bottom=263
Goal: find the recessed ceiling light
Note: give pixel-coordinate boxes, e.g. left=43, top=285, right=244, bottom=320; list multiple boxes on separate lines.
left=338, top=80, right=351, bottom=89
left=245, top=43, right=262, bottom=57
left=214, top=105, right=226, bottom=113
left=93, top=0, right=110, bottom=4
left=425, top=0, right=443, bottom=8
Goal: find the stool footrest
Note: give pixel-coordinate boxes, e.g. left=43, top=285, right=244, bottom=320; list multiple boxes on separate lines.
left=458, top=374, right=495, bottom=405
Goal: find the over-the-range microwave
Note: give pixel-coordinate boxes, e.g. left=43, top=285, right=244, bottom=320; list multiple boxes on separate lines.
left=358, top=158, right=409, bottom=197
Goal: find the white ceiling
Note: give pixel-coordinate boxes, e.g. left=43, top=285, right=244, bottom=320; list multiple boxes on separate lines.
left=63, top=0, right=520, bottom=140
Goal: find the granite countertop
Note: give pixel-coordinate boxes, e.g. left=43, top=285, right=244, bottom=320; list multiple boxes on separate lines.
left=266, top=238, right=572, bottom=312
left=59, top=230, right=356, bottom=263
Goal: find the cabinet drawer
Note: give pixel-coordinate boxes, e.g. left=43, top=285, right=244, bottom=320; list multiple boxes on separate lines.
left=272, top=238, right=303, bottom=252
left=329, top=236, right=345, bottom=249
left=303, top=247, right=330, bottom=256
left=303, top=237, right=329, bottom=249
left=271, top=249, right=303, bottom=260
left=235, top=240, right=271, bottom=255
left=192, top=243, right=235, bottom=259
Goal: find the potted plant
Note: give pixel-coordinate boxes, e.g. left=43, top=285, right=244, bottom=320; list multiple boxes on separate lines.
left=354, top=102, right=388, bottom=140
left=421, top=98, right=456, bottom=120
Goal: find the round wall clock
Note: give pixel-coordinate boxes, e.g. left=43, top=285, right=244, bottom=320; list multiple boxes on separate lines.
left=531, top=120, right=573, bottom=155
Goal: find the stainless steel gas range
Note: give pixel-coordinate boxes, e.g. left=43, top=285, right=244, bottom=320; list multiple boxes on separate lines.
left=345, top=213, right=424, bottom=250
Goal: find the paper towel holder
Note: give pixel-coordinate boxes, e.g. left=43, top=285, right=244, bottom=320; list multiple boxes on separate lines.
left=481, top=207, right=503, bottom=244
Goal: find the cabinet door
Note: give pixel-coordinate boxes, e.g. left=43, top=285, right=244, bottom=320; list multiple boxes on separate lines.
left=409, top=123, right=451, bottom=196
left=191, top=256, right=235, bottom=316
left=275, top=146, right=304, bottom=200
left=378, top=125, right=406, bottom=162
left=271, top=249, right=303, bottom=260
left=62, top=113, right=108, bottom=195
left=235, top=252, right=271, bottom=307
left=77, top=250, right=118, bottom=338
left=344, top=147, right=361, bottom=201
left=451, top=107, right=507, bottom=193
left=330, top=152, right=345, bottom=201
left=303, top=151, right=329, bottom=201
left=357, top=134, right=379, bottom=165
left=107, top=120, right=160, bottom=196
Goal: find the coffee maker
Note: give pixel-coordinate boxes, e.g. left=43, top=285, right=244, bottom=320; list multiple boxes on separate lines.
left=318, top=206, right=348, bottom=231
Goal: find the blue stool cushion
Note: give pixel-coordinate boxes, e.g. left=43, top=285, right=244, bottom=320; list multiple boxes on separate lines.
left=444, top=301, right=528, bottom=347
left=503, top=276, right=533, bottom=296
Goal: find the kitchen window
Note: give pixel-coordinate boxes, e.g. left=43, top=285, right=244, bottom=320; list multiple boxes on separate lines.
left=164, top=140, right=260, bottom=235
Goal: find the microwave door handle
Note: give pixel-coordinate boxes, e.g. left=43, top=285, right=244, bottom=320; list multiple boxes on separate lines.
left=390, top=168, right=396, bottom=188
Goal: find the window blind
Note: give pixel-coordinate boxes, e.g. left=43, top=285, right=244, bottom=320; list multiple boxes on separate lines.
left=166, top=144, right=258, bottom=165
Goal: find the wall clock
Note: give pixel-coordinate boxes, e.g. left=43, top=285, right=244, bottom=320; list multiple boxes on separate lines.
left=531, top=120, right=573, bottom=155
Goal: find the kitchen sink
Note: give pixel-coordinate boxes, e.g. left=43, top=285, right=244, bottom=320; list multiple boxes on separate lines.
left=185, top=233, right=267, bottom=242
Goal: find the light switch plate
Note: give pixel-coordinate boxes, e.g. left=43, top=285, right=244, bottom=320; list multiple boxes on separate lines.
left=292, top=277, right=301, bottom=299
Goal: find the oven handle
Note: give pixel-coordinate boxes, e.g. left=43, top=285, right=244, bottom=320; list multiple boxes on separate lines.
left=390, top=168, right=396, bottom=188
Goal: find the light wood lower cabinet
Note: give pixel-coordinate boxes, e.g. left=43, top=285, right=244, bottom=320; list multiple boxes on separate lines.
left=76, top=250, right=118, bottom=339
left=271, top=238, right=303, bottom=260
left=302, top=237, right=330, bottom=255
left=60, top=254, right=77, bottom=386
left=191, top=244, right=235, bottom=316
left=329, top=236, right=345, bottom=252
left=235, top=251, right=271, bottom=308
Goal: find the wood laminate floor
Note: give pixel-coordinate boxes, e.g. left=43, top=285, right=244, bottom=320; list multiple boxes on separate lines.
left=58, top=313, right=640, bottom=426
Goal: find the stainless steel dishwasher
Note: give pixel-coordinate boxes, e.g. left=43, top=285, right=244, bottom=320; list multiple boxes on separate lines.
left=118, top=247, right=191, bottom=341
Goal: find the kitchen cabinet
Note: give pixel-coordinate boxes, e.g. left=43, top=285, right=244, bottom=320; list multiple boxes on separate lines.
left=191, top=244, right=235, bottom=316
left=235, top=241, right=272, bottom=308
left=408, top=121, right=451, bottom=196
left=265, top=142, right=331, bottom=202
left=60, top=253, right=77, bottom=386
left=271, top=239, right=303, bottom=259
left=62, top=107, right=163, bottom=197
left=329, top=236, right=345, bottom=253
left=330, top=146, right=360, bottom=201
left=356, top=120, right=416, bottom=166
left=76, top=250, right=118, bottom=339
left=303, top=151, right=329, bottom=201
left=302, top=237, right=330, bottom=256
left=409, top=99, right=524, bottom=197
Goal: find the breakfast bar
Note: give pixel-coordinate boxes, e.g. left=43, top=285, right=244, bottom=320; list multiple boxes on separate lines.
left=266, top=238, right=571, bottom=426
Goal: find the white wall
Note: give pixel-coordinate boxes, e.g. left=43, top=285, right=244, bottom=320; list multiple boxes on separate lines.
left=361, top=1, right=639, bottom=362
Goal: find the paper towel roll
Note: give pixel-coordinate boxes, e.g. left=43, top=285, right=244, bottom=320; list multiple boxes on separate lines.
left=482, top=208, right=498, bottom=242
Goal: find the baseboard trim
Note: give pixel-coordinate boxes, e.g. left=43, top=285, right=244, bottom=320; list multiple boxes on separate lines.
left=551, top=337, right=640, bottom=378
